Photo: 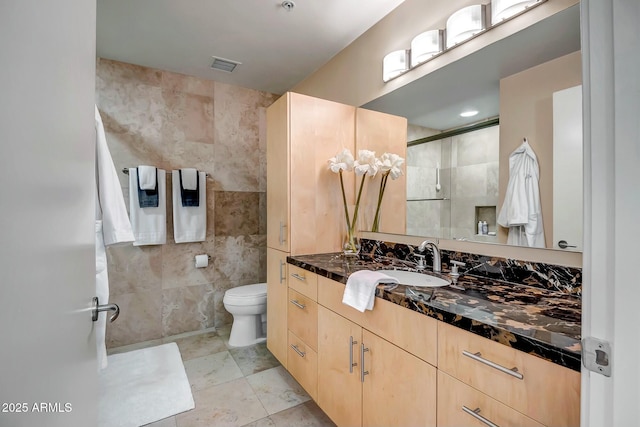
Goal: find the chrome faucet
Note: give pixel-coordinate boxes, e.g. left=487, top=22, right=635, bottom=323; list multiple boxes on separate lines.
left=417, top=240, right=441, bottom=273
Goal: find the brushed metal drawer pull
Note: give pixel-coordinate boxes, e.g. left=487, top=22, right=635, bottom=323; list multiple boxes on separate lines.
left=349, top=336, right=358, bottom=373
left=462, top=350, right=524, bottom=380
left=361, top=343, right=369, bottom=383
left=290, top=344, right=306, bottom=358
left=279, top=221, right=286, bottom=245
left=279, top=261, right=286, bottom=284
left=289, top=299, right=306, bottom=309
left=290, top=273, right=306, bottom=282
left=462, top=406, right=500, bottom=427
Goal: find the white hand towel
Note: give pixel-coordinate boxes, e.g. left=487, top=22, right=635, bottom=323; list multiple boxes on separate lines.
left=172, top=170, right=207, bottom=243
left=342, top=270, right=399, bottom=312
left=129, top=167, right=167, bottom=246
left=137, top=165, right=157, bottom=190
left=180, top=168, right=198, bottom=191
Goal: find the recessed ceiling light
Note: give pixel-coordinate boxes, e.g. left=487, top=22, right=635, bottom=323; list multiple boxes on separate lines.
left=460, top=110, right=479, bottom=117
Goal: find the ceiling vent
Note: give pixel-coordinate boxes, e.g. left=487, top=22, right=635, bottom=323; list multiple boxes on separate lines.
left=210, top=56, right=241, bottom=73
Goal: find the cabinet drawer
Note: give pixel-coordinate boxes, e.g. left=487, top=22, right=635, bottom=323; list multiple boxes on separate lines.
left=288, top=331, right=318, bottom=402
left=288, top=265, right=318, bottom=300
left=318, top=276, right=437, bottom=366
left=438, top=371, right=544, bottom=427
left=438, top=322, right=580, bottom=427
left=287, top=289, right=318, bottom=351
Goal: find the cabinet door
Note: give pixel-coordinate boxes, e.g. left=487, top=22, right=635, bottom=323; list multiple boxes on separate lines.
left=266, top=248, right=288, bottom=366
left=355, top=108, right=407, bottom=234
left=361, top=330, right=437, bottom=427
left=266, top=94, right=290, bottom=251
left=318, top=306, right=362, bottom=427
left=289, top=92, right=355, bottom=255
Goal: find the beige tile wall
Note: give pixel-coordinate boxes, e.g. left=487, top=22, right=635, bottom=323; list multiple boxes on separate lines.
left=96, top=58, right=277, bottom=348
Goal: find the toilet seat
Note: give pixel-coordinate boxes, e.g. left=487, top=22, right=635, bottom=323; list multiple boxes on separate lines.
left=223, top=283, right=267, bottom=306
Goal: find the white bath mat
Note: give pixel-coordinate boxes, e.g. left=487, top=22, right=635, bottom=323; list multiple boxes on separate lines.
left=99, top=342, right=195, bottom=427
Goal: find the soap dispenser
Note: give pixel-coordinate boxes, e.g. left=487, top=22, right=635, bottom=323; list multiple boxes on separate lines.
left=477, top=221, right=483, bottom=235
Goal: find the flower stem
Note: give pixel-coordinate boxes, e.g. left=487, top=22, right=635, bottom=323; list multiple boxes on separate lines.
left=372, top=172, right=389, bottom=232
left=352, top=174, right=367, bottom=234
left=339, top=170, right=351, bottom=230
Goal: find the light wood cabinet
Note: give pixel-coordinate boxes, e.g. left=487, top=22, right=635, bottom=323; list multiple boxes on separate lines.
left=288, top=330, right=318, bottom=402
left=318, top=305, right=363, bottom=427
left=438, top=371, right=544, bottom=427
left=438, top=322, right=580, bottom=427
left=317, top=304, right=436, bottom=427
left=317, top=275, right=437, bottom=366
left=287, top=288, right=318, bottom=351
left=266, top=92, right=355, bottom=256
left=266, top=248, right=288, bottom=366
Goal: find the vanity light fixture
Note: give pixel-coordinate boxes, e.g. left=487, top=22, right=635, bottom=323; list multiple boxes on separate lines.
left=491, top=0, right=541, bottom=24
left=411, top=30, right=444, bottom=66
left=383, top=50, right=410, bottom=82
left=446, top=5, right=488, bottom=49
left=460, top=110, right=479, bottom=117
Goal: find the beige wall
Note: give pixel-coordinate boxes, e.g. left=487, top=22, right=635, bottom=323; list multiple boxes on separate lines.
left=96, top=59, right=277, bottom=348
left=292, top=0, right=578, bottom=107
left=498, top=51, right=582, bottom=247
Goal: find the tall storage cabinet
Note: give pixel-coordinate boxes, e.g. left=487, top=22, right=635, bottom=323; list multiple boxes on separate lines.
left=266, top=92, right=356, bottom=366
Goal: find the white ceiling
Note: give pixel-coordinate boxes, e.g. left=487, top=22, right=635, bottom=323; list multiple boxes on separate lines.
left=96, top=0, right=406, bottom=95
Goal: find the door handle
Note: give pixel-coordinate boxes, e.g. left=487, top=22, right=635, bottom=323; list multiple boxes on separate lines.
left=558, top=240, right=577, bottom=249
left=92, top=297, right=120, bottom=323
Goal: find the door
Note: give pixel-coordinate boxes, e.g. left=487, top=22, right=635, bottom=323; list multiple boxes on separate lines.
left=0, top=1, right=97, bottom=426
left=318, top=306, right=362, bottom=427
left=581, top=1, right=640, bottom=425
left=553, top=85, right=583, bottom=251
left=361, top=330, right=437, bottom=427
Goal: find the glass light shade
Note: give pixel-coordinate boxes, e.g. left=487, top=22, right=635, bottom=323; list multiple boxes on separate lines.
left=411, top=30, right=443, bottom=66
left=383, top=50, right=409, bottom=82
left=491, top=0, right=540, bottom=24
left=446, top=5, right=486, bottom=49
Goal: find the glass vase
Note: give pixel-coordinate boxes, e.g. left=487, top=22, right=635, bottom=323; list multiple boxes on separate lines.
left=342, top=204, right=361, bottom=256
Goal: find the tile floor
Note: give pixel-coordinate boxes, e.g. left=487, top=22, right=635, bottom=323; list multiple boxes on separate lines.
left=107, top=326, right=336, bottom=427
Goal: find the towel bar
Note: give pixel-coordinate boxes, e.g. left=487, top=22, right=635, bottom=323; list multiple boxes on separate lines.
left=122, top=167, right=210, bottom=178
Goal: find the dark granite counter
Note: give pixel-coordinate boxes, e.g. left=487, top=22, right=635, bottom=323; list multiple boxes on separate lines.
left=287, top=252, right=582, bottom=372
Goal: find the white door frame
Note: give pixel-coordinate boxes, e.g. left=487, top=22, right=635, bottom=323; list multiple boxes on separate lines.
left=581, top=0, right=640, bottom=425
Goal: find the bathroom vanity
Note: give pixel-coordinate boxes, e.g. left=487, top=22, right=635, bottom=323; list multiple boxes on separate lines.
left=273, top=252, right=581, bottom=427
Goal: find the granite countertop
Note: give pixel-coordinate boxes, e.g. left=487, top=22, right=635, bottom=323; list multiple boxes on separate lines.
left=287, top=252, right=582, bottom=372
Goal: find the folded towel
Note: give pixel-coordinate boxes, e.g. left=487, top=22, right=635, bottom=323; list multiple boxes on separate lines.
left=172, top=170, right=206, bottom=243
left=129, top=168, right=167, bottom=246
left=137, top=165, right=157, bottom=190
left=137, top=166, right=158, bottom=208
left=179, top=168, right=199, bottom=207
left=342, top=270, right=399, bottom=312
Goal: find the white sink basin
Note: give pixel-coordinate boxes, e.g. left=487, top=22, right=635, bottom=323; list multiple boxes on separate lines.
left=377, top=270, right=451, bottom=288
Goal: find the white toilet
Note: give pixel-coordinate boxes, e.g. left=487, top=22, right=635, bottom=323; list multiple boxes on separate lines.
left=223, top=283, right=267, bottom=347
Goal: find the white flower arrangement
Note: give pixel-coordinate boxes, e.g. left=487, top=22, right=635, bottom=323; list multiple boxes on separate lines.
left=328, top=148, right=404, bottom=253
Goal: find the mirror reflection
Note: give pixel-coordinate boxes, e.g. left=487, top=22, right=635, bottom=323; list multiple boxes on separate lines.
left=362, top=4, right=582, bottom=252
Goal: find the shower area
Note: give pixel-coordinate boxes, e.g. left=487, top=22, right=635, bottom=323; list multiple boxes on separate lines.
left=406, top=123, right=500, bottom=242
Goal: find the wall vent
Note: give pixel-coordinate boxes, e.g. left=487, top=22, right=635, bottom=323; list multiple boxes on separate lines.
left=210, top=56, right=241, bottom=73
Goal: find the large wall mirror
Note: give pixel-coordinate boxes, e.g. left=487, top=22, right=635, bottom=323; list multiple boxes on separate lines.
left=362, top=3, right=582, bottom=253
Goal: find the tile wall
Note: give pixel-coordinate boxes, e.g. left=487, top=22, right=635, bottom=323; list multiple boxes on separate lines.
left=96, top=58, right=278, bottom=347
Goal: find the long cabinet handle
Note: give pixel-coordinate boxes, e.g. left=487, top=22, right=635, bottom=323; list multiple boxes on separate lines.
left=289, top=299, right=306, bottom=309
left=279, top=261, right=286, bottom=284
left=290, top=344, right=306, bottom=358
left=279, top=221, right=286, bottom=245
left=361, top=343, right=369, bottom=382
left=462, top=350, right=524, bottom=380
left=462, top=406, right=500, bottom=427
left=349, top=336, right=358, bottom=373
left=290, top=273, right=306, bottom=282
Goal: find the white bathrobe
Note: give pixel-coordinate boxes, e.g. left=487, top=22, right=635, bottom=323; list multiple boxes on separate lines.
left=497, top=139, right=545, bottom=248
left=95, top=106, right=134, bottom=369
